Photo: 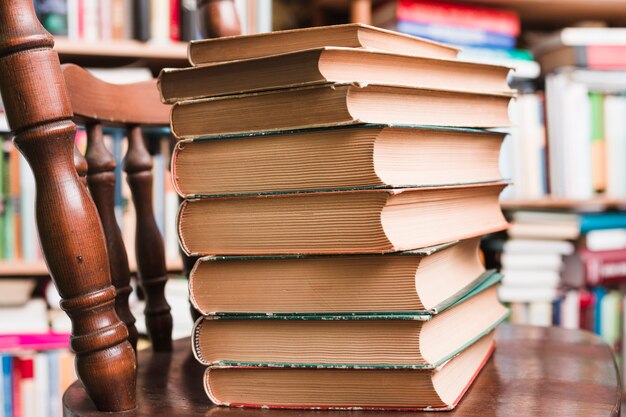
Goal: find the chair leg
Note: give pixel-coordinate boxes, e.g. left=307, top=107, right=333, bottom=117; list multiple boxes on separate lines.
left=0, top=3, right=137, bottom=411
left=85, top=123, right=139, bottom=351
left=124, top=126, right=173, bottom=351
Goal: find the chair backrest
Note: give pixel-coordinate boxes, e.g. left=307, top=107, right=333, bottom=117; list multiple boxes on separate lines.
left=0, top=0, right=240, bottom=412
left=64, top=63, right=172, bottom=352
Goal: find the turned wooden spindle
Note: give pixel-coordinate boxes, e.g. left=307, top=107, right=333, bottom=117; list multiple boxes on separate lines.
left=124, top=126, right=173, bottom=352
left=85, top=123, right=139, bottom=351
left=197, top=0, right=241, bottom=38
left=73, top=145, right=88, bottom=187
left=0, top=1, right=136, bottom=412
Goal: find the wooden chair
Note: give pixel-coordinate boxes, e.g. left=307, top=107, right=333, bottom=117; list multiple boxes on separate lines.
left=0, top=1, right=621, bottom=416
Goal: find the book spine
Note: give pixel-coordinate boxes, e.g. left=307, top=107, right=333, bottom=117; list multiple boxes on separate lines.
left=0, top=136, right=5, bottom=261
left=11, top=357, right=22, bottom=417
left=396, top=0, right=520, bottom=36
left=589, top=92, right=606, bottom=192
left=133, top=0, right=151, bottom=41
left=110, top=0, right=127, bottom=39
left=82, top=0, right=100, bottom=41
left=47, top=352, right=60, bottom=417
left=2, top=140, right=13, bottom=261
left=180, top=0, right=198, bottom=41
left=33, top=353, right=49, bottom=417
left=1, top=355, right=11, bottom=417
left=169, top=0, right=181, bottom=41
left=150, top=0, right=170, bottom=43
left=35, top=0, right=69, bottom=36
left=18, top=357, right=34, bottom=417
left=99, top=0, right=113, bottom=41
left=395, top=20, right=516, bottom=49
left=586, top=45, right=626, bottom=69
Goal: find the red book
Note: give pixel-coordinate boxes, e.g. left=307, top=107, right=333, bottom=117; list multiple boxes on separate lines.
left=566, top=248, right=626, bottom=286
left=11, top=357, right=22, bottom=417
left=374, top=0, right=520, bottom=36
left=170, top=0, right=181, bottom=41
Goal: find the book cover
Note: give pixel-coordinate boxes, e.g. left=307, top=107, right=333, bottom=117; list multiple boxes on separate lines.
left=203, top=333, right=496, bottom=410
left=395, top=20, right=516, bottom=49
left=1, top=355, right=11, bottom=417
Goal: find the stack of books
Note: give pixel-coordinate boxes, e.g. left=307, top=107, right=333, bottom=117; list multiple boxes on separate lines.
left=159, top=23, right=512, bottom=410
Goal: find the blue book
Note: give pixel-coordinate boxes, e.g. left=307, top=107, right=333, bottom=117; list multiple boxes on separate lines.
left=592, top=287, right=606, bottom=335
left=1, top=354, right=12, bottom=417
left=580, top=213, right=626, bottom=233
left=396, top=20, right=516, bottom=49
left=47, top=351, right=60, bottom=417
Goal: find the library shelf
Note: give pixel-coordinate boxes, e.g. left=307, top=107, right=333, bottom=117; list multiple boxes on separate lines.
left=53, top=38, right=189, bottom=72
left=317, top=0, right=626, bottom=28
left=501, top=198, right=626, bottom=212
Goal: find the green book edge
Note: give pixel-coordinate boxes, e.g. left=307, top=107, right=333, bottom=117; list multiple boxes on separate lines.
left=197, top=240, right=459, bottom=262
left=202, top=310, right=510, bottom=370
left=184, top=123, right=501, bottom=143
left=202, top=270, right=501, bottom=320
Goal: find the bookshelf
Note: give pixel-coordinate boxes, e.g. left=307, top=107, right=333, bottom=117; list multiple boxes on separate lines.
left=317, top=0, right=626, bottom=27
left=501, top=198, right=626, bottom=212
left=54, top=38, right=189, bottom=71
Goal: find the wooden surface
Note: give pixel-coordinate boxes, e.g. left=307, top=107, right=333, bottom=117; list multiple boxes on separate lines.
left=54, top=38, right=188, bottom=71
left=316, top=0, right=626, bottom=28
left=0, top=0, right=137, bottom=411
left=63, top=325, right=621, bottom=417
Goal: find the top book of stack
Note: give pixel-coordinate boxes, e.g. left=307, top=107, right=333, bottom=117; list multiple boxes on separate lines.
left=159, top=24, right=515, bottom=140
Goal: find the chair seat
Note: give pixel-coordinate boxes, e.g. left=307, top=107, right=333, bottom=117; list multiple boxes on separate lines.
left=63, top=324, right=621, bottom=417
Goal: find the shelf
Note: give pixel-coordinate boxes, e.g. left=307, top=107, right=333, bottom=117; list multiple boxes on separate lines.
left=501, top=198, right=626, bottom=212
left=0, top=258, right=184, bottom=277
left=316, top=0, right=626, bottom=29
left=53, top=38, right=189, bottom=72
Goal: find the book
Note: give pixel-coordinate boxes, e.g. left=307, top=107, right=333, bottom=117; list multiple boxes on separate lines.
left=391, top=20, right=516, bottom=49
left=187, top=23, right=459, bottom=65
left=503, top=239, right=574, bottom=255
left=0, top=279, right=36, bottom=307
left=178, top=182, right=508, bottom=256
left=585, top=229, right=626, bottom=251
left=563, top=247, right=626, bottom=286
left=500, top=253, right=563, bottom=271
left=532, top=28, right=626, bottom=74
left=133, top=0, right=151, bottom=41
left=604, top=94, right=626, bottom=198
left=0, top=355, right=10, bottom=417
left=158, top=47, right=513, bottom=103
left=172, top=125, right=504, bottom=197
left=0, top=333, right=70, bottom=352
left=180, top=0, right=198, bottom=41
left=170, top=84, right=513, bottom=139
left=497, top=286, right=558, bottom=303
left=203, top=331, right=495, bottom=410
left=192, top=274, right=507, bottom=367
left=458, top=47, right=540, bottom=81
left=189, top=238, right=487, bottom=314
left=372, top=0, right=520, bottom=37
left=501, top=270, right=560, bottom=288
left=589, top=92, right=606, bottom=192
left=34, top=0, right=69, bottom=36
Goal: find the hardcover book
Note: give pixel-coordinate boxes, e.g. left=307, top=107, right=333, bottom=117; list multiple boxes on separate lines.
left=158, top=47, right=512, bottom=103
left=187, top=23, right=459, bottom=65
left=177, top=182, right=508, bottom=255
left=192, top=273, right=507, bottom=367
left=170, top=83, right=513, bottom=139
left=172, top=125, right=505, bottom=197
left=189, top=238, right=488, bottom=314
left=203, top=331, right=496, bottom=410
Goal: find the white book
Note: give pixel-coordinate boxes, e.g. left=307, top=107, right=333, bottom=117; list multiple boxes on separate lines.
left=509, top=302, right=529, bottom=325
left=498, top=286, right=558, bottom=303
left=150, top=0, right=170, bottom=42
left=504, top=239, right=574, bottom=255
left=560, top=290, right=580, bottom=330
left=508, top=222, right=579, bottom=240
left=34, top=353, right=49, bottom=417
left=528, top=301, right=553, bottom=327
left=0, top=300, right=49, bottom=333
left=604, top=95, right=626, bottom=198
left=501, top=252, right=563, bottom=271
left=501, top=270, right=560, bottom=288
left=66, top=0, right=79, bottom=40
left=83, top=0, right=100, bottom=41
left=586, top=229, right=626, bottom=251
left=600, top=291, right=621, bottom=347
left=517, top=94, right=547, bottom=199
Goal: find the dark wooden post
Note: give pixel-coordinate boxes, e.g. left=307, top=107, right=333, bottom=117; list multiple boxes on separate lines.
left=197, top=0, right=241, bottom=38
left=124, top=126, right=173, bottom=351
left=0, top=0, right=136, bottom=412
left=85, top=123, right=139, bottom=351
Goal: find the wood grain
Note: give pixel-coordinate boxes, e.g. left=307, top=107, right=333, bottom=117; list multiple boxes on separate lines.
left=62, top=64, right=169, bottom=126
left=0, top=0, right=136, bottom=411
left=125, top=126, right=173, bottom=352
left=85, top=123, right=139, bottom=351
left=197, top=0, right=241, bottom=38
left=63, top=325, right=621, bottom=417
